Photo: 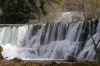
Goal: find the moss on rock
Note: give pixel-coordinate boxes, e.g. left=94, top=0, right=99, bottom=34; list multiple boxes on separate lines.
left=0, top=45, right=3, bottom=59
left=0, top=45, right=3, bottom=52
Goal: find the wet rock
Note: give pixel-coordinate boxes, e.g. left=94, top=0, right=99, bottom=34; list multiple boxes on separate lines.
left=51, top=61, right=59, bottom=65
left=0, top=45, right=3, bottom=60
left=11, top=58, right=22, bottom=63
left=0, top=53, right=3, bottom=60
left=0, top=45, right=3, bottom=52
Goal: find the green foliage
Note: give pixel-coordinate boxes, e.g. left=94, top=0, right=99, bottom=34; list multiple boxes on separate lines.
left=65, top=55, right=77, bottom=62
left=51, top=0, right=64, bottom=6
left=0, top=0, right=64, bottom=24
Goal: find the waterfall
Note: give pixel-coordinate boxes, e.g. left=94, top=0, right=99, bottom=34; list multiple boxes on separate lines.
left=0, top=19, right=100, bottom=61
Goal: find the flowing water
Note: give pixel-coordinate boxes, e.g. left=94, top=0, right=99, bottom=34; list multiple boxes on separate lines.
left=0, top=18, right=100, bottom=62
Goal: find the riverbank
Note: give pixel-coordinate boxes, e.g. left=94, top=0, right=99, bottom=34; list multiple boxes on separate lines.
left=0, top=58, right=100, bottom=66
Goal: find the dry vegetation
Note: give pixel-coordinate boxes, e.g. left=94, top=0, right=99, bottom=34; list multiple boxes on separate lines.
left=0, top=59, right=100, bottom=66
left=39, top=0, right=100, bottom=23
left=28, top=13, right=58, bottom=24
left=64, top=0, right=100, bottom=19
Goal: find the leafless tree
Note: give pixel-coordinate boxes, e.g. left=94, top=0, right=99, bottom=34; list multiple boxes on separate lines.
left=64, top=0, right=100, bottom=20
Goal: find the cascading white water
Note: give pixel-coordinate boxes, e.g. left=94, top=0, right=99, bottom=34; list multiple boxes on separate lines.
left=54, top=12, right=85, bottom=22
left=0, top=19, right=100, bottom=61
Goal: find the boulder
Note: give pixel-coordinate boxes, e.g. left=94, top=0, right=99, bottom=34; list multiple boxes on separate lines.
left=51, top=61, right=59, bottom=65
